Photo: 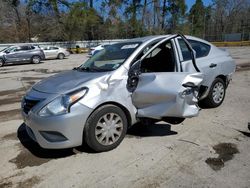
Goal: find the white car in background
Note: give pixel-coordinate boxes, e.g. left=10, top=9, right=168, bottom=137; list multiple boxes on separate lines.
left=42, top=46, right=70, bottom=60
left=88, top=44, right=110, bottom=56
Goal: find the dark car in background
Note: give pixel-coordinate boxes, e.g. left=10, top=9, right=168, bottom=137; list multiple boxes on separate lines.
left=0, top=45, right=45, bottom=67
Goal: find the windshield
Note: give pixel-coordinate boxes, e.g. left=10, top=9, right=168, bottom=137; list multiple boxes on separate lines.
left=2, top=46, right=17, bottom=53
left=77, top=42, right=141, bottom=72
left=0, top=47, right=11, bottom=52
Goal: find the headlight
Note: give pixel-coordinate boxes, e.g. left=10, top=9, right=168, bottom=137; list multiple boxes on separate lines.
left=39, top=88, right=88, bottom=117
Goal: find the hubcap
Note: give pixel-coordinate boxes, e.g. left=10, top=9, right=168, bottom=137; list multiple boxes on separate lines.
left=212, top=82, right=224, bottom=104
left=0, top=60, right=3, bottom=66
left=59, top=54, right=64, bottom=59
left=33, top=56, right=40, bottom=64
left=95, top=113, right=123, bottom=146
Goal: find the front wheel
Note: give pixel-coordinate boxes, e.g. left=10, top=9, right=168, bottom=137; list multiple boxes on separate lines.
left=201, top=78, right=226, bottom=108
left=84, top=105, right=128, bottom=152
left=31, top=55, right=41, bottom=64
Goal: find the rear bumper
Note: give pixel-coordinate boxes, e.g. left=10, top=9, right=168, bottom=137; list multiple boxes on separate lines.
left=225, top=73, right=233, bottom=88
left=64, top=52, right=70, bottom=57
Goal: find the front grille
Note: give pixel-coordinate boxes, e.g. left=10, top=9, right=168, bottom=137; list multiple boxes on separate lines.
left=23, top=98, right=41, bottom=114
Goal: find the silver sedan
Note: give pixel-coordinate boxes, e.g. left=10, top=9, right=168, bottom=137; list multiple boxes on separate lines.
left=21, top=34, right=235, bottom=152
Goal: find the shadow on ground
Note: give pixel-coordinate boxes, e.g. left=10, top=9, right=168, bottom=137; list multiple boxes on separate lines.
left=16, top=122, right=177, bottom=164
left=198, top=100, right=213, bottom=109
left=127, top=122, right=177, bottom=137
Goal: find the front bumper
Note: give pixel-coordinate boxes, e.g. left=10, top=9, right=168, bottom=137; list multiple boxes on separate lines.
left=22, top=102, right=93, bottom=149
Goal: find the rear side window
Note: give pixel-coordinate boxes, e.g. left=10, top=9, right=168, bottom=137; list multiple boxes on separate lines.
left=178, top=39, right=211, bottom=61
left=20, top=46, right=30, bottom=51
left=188, top=40, right=211, bottom=58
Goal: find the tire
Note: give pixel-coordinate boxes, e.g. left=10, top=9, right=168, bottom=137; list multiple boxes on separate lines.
left=58, top=53, right=65, bottom=59
left=84, top=105, right=128, bottom=152
left=31, top=55, right=41, bottom=64
left=201, top=77, right=226, bottom=108
left=0, top=59, right=4, bottom=67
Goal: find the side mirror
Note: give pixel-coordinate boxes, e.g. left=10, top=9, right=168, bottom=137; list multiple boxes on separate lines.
left=127, top=60, right=141, bottom=92
left=128, top=59, right=141, bottom=77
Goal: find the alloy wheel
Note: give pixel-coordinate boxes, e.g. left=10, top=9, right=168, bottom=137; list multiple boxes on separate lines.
left=32, top=56, right=41, bottom=64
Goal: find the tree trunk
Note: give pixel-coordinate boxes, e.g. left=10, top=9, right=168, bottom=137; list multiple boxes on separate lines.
left=161, top=0, right=167, bottom=29
left=90, top=0, right=93, bottom=8
left=142, top=0, right=147, bottom=26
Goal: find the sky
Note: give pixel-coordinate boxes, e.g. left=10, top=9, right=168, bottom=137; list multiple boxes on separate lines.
left=186, top=0, right=213, bottom=10
left=21, top=0, right=214, bottom=13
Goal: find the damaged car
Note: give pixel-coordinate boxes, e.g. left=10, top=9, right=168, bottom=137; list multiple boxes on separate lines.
left=21, top=34, right=236, bottom=152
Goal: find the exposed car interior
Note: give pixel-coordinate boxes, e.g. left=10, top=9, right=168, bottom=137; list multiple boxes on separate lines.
left=141, top=40, right=176, bottom=73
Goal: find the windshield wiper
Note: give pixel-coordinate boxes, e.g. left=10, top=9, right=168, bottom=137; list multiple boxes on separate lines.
left=73, top=66, right=112, bottom=72
left=89, top=66, right=113, bottom=72
left=73, top=67, right=91, bottom=72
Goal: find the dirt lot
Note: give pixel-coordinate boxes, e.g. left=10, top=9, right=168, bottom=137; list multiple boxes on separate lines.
left=0, top=49, right=250, bottom=188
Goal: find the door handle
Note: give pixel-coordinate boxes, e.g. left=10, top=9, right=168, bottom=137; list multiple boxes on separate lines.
left=209, top=63, right=217, bottom=68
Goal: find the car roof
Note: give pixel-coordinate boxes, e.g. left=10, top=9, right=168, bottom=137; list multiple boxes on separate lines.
left=123, top=35, right=170, bottom=43
left=123, top=34, right=212, bottom=46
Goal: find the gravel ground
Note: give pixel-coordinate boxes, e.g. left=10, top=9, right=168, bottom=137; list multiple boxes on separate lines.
left=0, top=50, right=249, bottom=188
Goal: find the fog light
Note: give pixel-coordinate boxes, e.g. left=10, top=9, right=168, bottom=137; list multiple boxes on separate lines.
left=40, top=131, right=67, bottom=142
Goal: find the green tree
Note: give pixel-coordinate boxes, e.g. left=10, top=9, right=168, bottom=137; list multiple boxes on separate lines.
left=64, top=2, right=102, bottom=40
left=167, top=0, right=187, bottom=33
left=189, top=0, right=206, bottom=37
left=124, top=0, right=144, bottom=37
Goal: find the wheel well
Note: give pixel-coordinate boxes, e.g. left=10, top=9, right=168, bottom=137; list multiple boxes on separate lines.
left=216, top=75, right=228, bottom=87
left=92, top=102, right=132, bottom=127
left=58, top=53, right=64, bottom=56
left=32, top=55, right=41, bottom=59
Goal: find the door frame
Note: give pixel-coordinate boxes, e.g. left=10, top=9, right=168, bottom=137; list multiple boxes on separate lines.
left=127, top=34, right=200, bottom=92
left=129, top=34, right=199, bottom=75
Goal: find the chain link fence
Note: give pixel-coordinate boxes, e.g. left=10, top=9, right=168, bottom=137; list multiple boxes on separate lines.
left=0, top=32, right=249, bottom=51
left=0, top=39, right=125, bottom=51
left=204, top=33, right=250, bottom=42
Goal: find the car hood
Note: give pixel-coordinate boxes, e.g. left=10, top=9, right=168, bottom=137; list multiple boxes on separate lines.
left=33, top=70, right=108, bottom=94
